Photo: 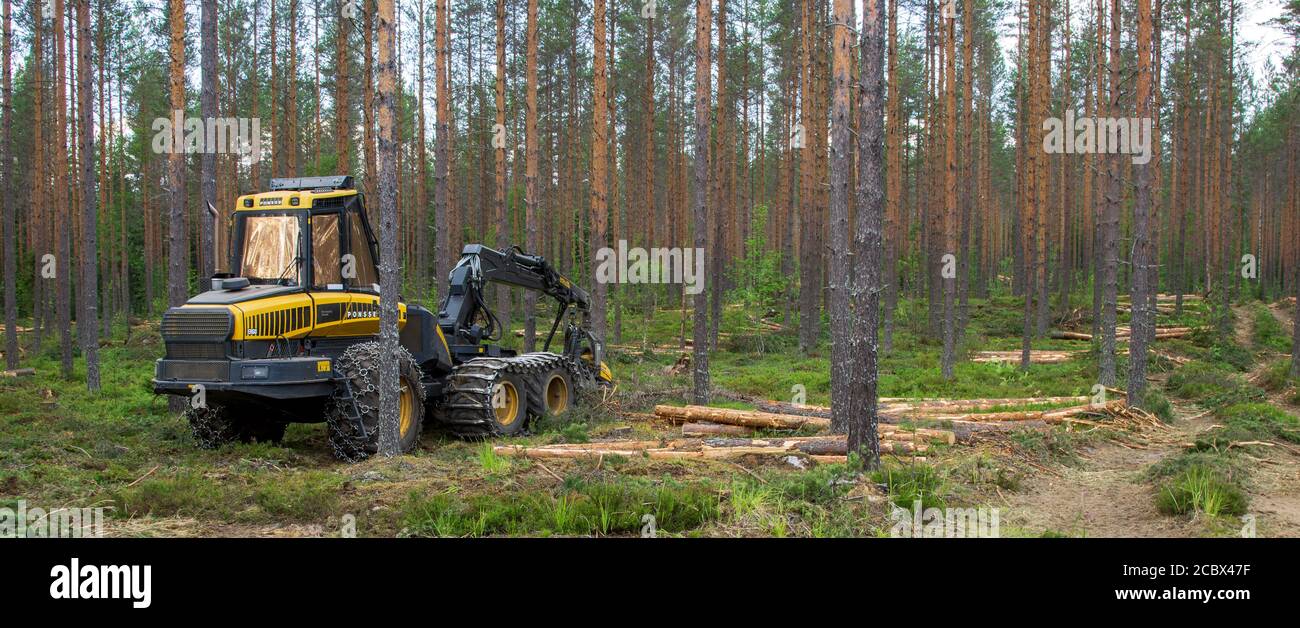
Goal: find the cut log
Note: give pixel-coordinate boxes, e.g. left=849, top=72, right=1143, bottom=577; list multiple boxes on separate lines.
left=653, top=404, right=830, bottom=430
left=970, top=351, right=1077, bottom=364
left=2, top=368, right=35, bottom=377
left=494, top=445, right=703, bottom=460
left=682, top=422, right=752, bottom=436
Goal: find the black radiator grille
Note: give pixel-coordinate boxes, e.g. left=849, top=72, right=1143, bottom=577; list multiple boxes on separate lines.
left=161, top=308, right=233, bottom=341
left=159, top=361, right=227, bottom=382
left=165, top=343, right=228, bottom=360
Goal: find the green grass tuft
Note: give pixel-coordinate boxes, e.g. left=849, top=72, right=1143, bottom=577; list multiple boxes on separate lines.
left=871, top=463, right=945, bottom=512
left=1155, top=464, right=1248, bottom=517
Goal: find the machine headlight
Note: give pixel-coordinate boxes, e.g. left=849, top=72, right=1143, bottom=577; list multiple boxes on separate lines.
left=242, top=365, right=270, bottom=380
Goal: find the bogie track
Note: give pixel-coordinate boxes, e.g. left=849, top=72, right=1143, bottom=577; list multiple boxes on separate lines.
left=439, top=352, right=587, bottom=438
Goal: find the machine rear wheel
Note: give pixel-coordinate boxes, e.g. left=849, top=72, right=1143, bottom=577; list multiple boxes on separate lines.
left=489, top=373, right=531, bottom=435
left=540, top=367, right=574, bottom=416
left=325, top=342, right=426, bottom=461
left=186, top=404, right=286, bottom=448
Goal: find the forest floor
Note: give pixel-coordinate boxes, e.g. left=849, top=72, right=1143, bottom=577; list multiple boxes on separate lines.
left=1006, top=301, right=1300, bottom=537
left=2, top=292, right=1298, bottom=537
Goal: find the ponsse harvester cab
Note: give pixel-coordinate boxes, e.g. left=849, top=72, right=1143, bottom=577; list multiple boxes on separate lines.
left=154, top=176, right=611, bottom=461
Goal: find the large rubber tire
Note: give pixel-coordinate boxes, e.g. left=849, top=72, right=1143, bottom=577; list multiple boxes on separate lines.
left=186, top=404, right=286, bottom=449
left=538, top=366, right=575, bottom=417
left=493, top=372, right=533, bottom=436
left=325, top=342, right=426, bottom=462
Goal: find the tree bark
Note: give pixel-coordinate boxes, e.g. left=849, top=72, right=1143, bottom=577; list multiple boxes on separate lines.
left=495, top=0, right=511, bottom=334
left=590, top=0, right=608, bottom=340
left=435, top=0, right=451, bottom=303
left=940, top=3, right=957, bottom=379
left=75, top=0, right=98, bottom=389
left=335, top=0, right=350, bottom=174
left=2, top=0, right=14, bottom=370
left=828, top=0, right=854, bottom=431
left=362, top=0, right=376, bottom=199
left=200, top=0, right=217, bottom=279
left=54, top=0, right=71, bottom=378
left=415, top=0, right=428, bottom=301
left=375, top=0, right=400, bottom=455
left=1127, top=0, right=1156, bottom=406
left=1098, top=0, right=1121, bottom=386
left=692, top=0, right=711, bottom=404
left=850, top=0, right=886, bottom=467
left=523, top=0, right=539, bottom=352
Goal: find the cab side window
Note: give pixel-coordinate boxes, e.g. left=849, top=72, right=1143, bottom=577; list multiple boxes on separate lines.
left=312, top=213, right=343, bottom=288
left=346, top=209, right=380, bottom=289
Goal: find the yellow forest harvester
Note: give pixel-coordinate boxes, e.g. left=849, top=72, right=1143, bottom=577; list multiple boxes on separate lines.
left=153, top=176, right=612, bottom=460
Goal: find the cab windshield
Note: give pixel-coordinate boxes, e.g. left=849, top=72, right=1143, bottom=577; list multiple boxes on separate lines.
left=239, top=214, right=302, bottom=285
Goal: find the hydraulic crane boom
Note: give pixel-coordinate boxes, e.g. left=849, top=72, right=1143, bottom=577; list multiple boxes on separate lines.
left=437, top=244, right=595, bottom=359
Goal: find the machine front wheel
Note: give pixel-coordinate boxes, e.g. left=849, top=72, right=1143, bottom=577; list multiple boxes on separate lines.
left=325, top=342, right=426, bottom=461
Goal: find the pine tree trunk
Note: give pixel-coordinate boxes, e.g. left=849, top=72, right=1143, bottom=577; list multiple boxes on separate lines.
left=522, top=0, right=539, bottom=352
left=796, top=0, right=819, bottom=353
left=286, top=0, right=299, bottom=175
left=29, top=0, right=44, bottom=353
left=1, top=0, right=15, bottom=370
left=415, top=0, right=428, bottom=301
left=55, top=0, right=72, bottom=378
left=1098, top=0, right=1121, bottom=386
left=375, top=0, right=400, bottom=455
left=940, top=6, right=956, bottom=380
left=495, top=0, right=511, bottom=333
left=363, top=1, right=376, bottom=199
left=1127, top=0, right=1155, bottom=406
left=692, top=0, right=711, bottom=405
left=76, top=0, right=98, bottom=389
left=828, top=0, right=853, bottom=432
left=590, top=0, right=608, bottom=340
left=335, top=0, right=350, bottom=174
left=850, top=0, right=885, bottom=467
left=200, top=0, right=217, bottom=280
left=882, top=0, right=899, bottom=352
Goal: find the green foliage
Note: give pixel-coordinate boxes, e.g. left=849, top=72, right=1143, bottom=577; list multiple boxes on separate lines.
left=1167, top=361, right=1239, bottom=399
left=1201, top=403, right=1300, bottom=446
left=477, top=443, right=510, bottom=475
left=773, top=462, right=858, bottom=504
left=114, top=472, right=233, bottom=519
left=727, top=481, right=773, bottom=522
left=871, top=464, right=946, bottom=512
left=1259, top=359, right=1298, bottom=393
left=1208, top=341, right=1254, bottom=372
left=1251, top=306, right=1293, bottom=352
left=251, top=472, right=342, bottom=521
left=1156, top=464, right=1248, bottom=518
left=729, top=205, right=786, bottom=308
left=401, top=477, right=721, bottom=537
left=1007, top=427, right=1101, bottom=465
left=1138, top=389, right=1175, bottom=423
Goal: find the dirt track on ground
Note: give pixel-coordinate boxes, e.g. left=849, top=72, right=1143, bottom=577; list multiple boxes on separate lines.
left=1003, top=304, right=1300, bottom=537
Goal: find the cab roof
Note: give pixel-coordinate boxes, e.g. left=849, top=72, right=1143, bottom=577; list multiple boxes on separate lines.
left=236, top=176, right=359, bottom=211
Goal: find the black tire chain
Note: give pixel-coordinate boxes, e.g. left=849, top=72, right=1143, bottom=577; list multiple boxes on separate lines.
left=324, top=342, right=426, bottom=461
left=185, top=405, right=243, bottom=449
left=184, top=405, right=286, bottom=448
left=440, top=352, right=591, bottom=439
